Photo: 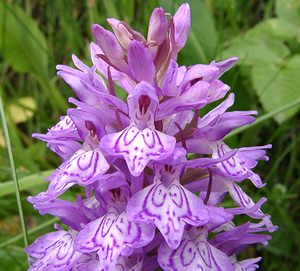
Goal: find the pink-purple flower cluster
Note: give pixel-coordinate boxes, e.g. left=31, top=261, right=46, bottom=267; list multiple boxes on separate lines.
left=26, top=3, right=277, bottom=271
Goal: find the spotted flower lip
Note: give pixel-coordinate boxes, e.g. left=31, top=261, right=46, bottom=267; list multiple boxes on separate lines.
left=74, top=210, right=155, bottom=270
left=126, top=176, right=209, bottom=249
left=26, top=3, right=276, bottom=271
left=100, top=81, right=176, bottom=177
left=158, top=227, right=235, bottom=271
left=25, top=229, right=82, bottom=271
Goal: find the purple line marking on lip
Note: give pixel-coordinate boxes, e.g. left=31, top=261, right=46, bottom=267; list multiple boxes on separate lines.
left=180, top=240, right=196, bottom=267
left=196, top=241, right=212, bottom=268
left=151, top=184, right=167, bottom=207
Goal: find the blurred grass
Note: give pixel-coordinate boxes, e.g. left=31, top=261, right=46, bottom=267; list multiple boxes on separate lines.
left=0, top=0, right=299, bottom=270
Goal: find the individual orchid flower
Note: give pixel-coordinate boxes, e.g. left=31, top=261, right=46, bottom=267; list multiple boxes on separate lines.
left=158, top=227, right=234, bottom=271
left=33, top=115, right=81, bottom=160
left=101, top=81, right=176, bottom=176
left=225, top=181, right=277, bottom=232
left=194, top=93, right=257, bottom=141
left=211, top=221, right=272, bottom=256
left=25, top=229, right=82, bottom=271
left=126, top=150, right=209, bottom=249
left=211, top=142, right=272, bottom=188
left=29, top=142, right=110, bottom=200
left=74, top=179, right=155, bottom=271
left=74, top=210, right=154, bottom=271
left=127, top=175, right=209, bottom=249
left=56, top=54, right=107, bottom=104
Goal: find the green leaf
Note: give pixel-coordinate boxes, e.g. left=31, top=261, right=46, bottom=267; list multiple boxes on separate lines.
left=0, top=2, right=48, bottom=78
left=222, top=38, right=289, bottom=66
left=251, top=55, right=300, bottom=123
left=253, top=19, right=300, bottom=41
left=221, top=15, right=300, bottom=123
left=0, top=170, right=52, bottom=197
left=276, top=0, right=300, bottom=25
left=221, top=19, right=291, bottom=66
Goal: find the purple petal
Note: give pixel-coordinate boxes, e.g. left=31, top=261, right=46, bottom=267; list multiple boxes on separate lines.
left=204, top=79, right=230, bottom=103
left=101, top=125, right=176, bottom=176
left=67, top=107, right=104, bottom=141
left=210, top=57, right=238, bottom=79
left=71, top=254, right=102, bottom=271
left=197, top=93, right=235, bottom=128
left=158, top=229, right=234, bottom=271
left=127, top=81, right=158, bottom=122
left=128, top=40, right=156, bottom=83
left=107, top=18, right=133, bottom=49
left=195, top=110, right=257, bottom=141
left=57, top=55, right=107, bottom=103
left=186, top=148, right=237, bottom=168
left=91, top=24, right=128, bottom=71
left=47, top=147, right=109, bottom=197
left=212, top=142, right=265, bottom=188
left=234, top=257, right=261, bottom=271
left=126, top=178, right=209, bottom=249
left=157, top=81, right=210, bottom=120
left=164, top=110, right=194, bottom=136
left=90, top=42, right=135, bottom=93
left=25, top=230, right=81, bottom=271
left=115, top=254, right=144, bottom=271
left=33, top=115, right=78, bottom=142
left=205, top=205, right=233, bottom=230
left=226, top=181, right=277, bottom=233
left=97, top=92, right=128, bottom=113
left=148, top=7, right=168, bottom=45
left=237, top=144, right=272, bottom=167
left=29, top=198, right=89, bottom=230
left=228, top=182, right=262, bottom=215
left=33, top=116, right=81, bottom=160
left=69, top=97, right=129, bottom=140
left=160, top=60, right=179, bottom=96
left=75, top=211, right=154, bottom=271
left=172, top=3, right=191, bottom=51
left=95, top=171, right=128, bottom=194
left=179, top=64, right=219, bottom=92
left=107, top=18, right=145, bottom=48
left=48, top=140, right=81, bottom=161
left=211, top=223, right=271, bottom=256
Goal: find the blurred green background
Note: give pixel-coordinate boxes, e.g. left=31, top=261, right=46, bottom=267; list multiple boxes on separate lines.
left=0, top=0, right=300, bottom=270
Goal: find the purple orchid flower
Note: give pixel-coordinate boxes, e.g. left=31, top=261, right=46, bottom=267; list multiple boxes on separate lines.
left=26, top=3, right=276, bottom=271
left=158, top=227, right=234, bottom=271
left=25, top=229, right=82, bottom=271
left=101, top=81, right=176, bottom=177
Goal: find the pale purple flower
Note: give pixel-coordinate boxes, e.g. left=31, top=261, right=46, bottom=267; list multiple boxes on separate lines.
left=25, top=229, right=81, bottom=270
left=158, top=227, right=234, bottom=271
left=26, top=3, right=276, bottom=271
left=100, top=81, right=176, bottom=176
